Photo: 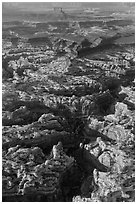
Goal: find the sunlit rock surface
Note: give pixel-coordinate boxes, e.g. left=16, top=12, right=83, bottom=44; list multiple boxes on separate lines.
left=2, top=3, right=135, bottom=201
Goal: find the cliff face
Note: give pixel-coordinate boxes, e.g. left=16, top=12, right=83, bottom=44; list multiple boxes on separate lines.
left=77, top=35, right=121, bottom=57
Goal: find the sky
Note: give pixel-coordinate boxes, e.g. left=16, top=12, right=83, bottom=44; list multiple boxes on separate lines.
left=2, top=2, right=135, bottom=22
left=2, top=2, right=135, bottom=12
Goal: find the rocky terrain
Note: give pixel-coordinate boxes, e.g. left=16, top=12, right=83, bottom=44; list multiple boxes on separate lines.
left=2, top=3, right=135, bottom=202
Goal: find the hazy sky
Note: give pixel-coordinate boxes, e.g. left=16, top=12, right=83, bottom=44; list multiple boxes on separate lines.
left=3, top=2, right=134, bottom=12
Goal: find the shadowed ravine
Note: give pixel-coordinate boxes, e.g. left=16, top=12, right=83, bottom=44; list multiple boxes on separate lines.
left=2, top=2, right=135, bottom=202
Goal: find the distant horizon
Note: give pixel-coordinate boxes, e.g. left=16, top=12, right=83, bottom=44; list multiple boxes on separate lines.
left=2, top=2, right=135, bottom=23
left=3, top=2, right=135, bottom=12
